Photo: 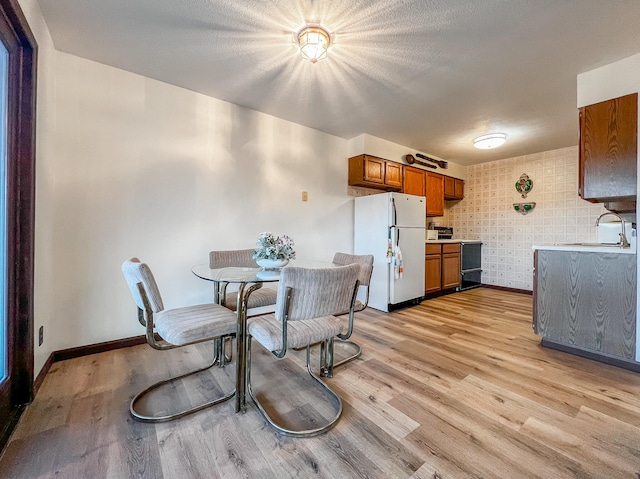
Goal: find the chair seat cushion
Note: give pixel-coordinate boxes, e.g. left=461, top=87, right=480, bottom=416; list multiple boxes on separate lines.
left=247, top=313, right=342, bottom=351
left=155, top=303, right=237, bottom=346
left=225, top=288, right=278, bottom=311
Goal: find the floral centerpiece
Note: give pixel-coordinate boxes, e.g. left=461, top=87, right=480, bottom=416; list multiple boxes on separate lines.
left=253, top=232, right=296, bottom=269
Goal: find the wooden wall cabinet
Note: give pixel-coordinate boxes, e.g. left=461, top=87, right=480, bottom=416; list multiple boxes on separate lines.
left=426, top=172, right=444, bottom=216
left=403, top=165, right=426, bottom=196
left=444, top=176, right=464, bottom=200
left=348, top=154, right=402, bottom=190
left=424, top=242, right=460, bottom=293
left=579, top=93, right=637, bottom=204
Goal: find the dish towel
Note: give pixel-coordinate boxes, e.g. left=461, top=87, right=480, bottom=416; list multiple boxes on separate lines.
left=394, top=245, right=404, bottom=279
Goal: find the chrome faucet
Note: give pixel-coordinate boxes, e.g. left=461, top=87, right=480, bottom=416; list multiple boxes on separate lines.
left=595, top=212, right=630, bottom=248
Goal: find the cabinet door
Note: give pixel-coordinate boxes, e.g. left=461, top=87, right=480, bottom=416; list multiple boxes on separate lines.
left=426, top=172, right=444, bottom=216
left=385, top=162, right=403, bottom=188
left=443, top=176, right=455, bottom=199
left=403, top=165, right=426, bottom=196
left=579, top=93, right=637, bottom=202
left=425, top=254, right=442, bottom=293
left=442, top=252, right=460, bottom=289
left=454, top=179, right=464, bottom=199
left=363, top=156, right=386, bottom=184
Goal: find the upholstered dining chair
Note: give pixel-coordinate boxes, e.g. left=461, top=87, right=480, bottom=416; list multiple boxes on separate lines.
left=246, top=264, right=360, bottom=437
left=318, top=252, right=374, bottom=377
left=209, top=249, right=278, bottom=313
left=121, top=257, right=238, bottom=423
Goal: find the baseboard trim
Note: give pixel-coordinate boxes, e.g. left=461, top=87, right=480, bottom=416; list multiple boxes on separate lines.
left=541, top=338, right=640, bottom=373
left=481, top=284, right=533, bottom=295
left=52, top=334, right=150, bottom=362
left=32, top=334, right=151, bottom=397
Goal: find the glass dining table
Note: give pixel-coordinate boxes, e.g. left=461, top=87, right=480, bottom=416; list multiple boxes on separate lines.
left=191, top=260, right=332, bottom=413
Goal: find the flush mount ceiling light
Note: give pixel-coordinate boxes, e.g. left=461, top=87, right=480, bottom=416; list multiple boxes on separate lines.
left=474, top=133, right=507, bottom=149
left=296, top=25, right=330, bottom=63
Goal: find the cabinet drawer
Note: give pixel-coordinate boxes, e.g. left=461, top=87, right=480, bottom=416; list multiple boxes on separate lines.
left=442, top=243, right=460, bottom=254
left=425, top=243, right=441, bottom=255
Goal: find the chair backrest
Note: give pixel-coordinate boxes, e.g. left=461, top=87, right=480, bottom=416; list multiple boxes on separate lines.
left=121, top=258, right=165, bottom=313
left=275, top=264, right=360, bottom=322
left=209, top=248, right=258, bottom=269
left=332, top=252, right=374, bottom=286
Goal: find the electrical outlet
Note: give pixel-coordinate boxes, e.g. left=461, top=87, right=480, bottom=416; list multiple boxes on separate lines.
left=38, top=326, right=43, bottom=346
left=302, top=191, right=308, bottom=201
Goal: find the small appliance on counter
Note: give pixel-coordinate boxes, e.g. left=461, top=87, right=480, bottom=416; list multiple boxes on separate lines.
left=433, top=226, right=454, bottom=240
left=426, top=230, right=438, bottom=241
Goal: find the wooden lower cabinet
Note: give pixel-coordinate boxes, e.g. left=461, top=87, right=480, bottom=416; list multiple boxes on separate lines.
left=425, top=243, right=460, bottom=293
left=442, top=248, right=461, bottom=289
left=425, top=253, right=442, bottom=293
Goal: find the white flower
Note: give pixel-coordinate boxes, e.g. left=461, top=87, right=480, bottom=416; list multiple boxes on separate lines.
left=252, top=232, right=296, bottom=261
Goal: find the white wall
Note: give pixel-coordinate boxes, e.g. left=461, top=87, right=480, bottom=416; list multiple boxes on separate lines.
left=48, top=52, right=353, bottom=354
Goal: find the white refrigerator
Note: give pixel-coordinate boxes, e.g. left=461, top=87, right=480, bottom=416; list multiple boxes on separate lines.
left=354, top=192, right=426, bottom=312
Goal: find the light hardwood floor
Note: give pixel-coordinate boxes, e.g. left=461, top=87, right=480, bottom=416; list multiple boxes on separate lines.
left=2, top=288, right=640, bottom=478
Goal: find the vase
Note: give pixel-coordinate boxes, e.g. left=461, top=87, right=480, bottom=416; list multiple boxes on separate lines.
left=256, top=258, right=289, bottom=270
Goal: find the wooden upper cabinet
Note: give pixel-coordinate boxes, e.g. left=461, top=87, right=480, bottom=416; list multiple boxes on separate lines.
left=579, top=93, right=637, bottom=203
left=426, top=172, right=444, bottom=216
left=385, top=161, right=403, bottom=189
left=348, top=154, right=402, bottom=190
left=444, top=176, right=465, bottom=200
left=454, top=179, right=464, bottom=199
left=403, top=165, right=426, bottom=196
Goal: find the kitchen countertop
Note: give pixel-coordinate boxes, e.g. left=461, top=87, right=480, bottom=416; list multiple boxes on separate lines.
left=425, top=239, right=482, bottom=244
left=532, top=244, right=636, bottom=254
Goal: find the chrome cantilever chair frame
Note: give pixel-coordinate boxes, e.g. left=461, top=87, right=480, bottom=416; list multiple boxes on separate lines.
left=320, top=253, right=374, bottom=378
left=246, top=265, right=360, bottom=437
left=122, top=258, right=237, bottom=423
left=130, top=284, right=234, bottom=423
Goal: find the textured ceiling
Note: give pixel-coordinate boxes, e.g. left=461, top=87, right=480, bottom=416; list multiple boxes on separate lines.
left=37, top=0, right=640, bottom=165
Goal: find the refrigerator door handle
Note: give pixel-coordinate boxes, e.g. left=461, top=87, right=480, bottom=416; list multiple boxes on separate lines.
left=391, top=197, right=397, bottom=227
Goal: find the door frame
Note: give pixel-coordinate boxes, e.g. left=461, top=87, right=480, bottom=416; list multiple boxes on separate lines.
left=0, top=0, right=37, bottom=451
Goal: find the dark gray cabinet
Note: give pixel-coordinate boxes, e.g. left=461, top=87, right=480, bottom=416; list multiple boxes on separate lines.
left=534, top=249, right=636, bottom=362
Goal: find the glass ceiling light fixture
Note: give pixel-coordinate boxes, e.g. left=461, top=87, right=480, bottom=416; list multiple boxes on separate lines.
left=296, top=25, right=330, bottom=64
left=474, top=133, right=507, bottom=149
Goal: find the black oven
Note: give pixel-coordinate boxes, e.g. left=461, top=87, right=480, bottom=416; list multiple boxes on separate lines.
left=458, top=242, right=482, bottom=290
